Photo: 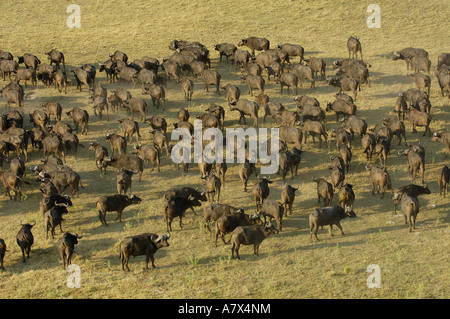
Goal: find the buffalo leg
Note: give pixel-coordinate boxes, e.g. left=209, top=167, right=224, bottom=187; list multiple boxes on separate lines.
left=313, top=225, right=320, bottom=241
left=115, top=210, right=123, bottom=222
left=231, top=243, right=236, bottom=259
left=144, top=255, right=150, bottom=270
left=235, top=244, right=241, bottom=259
left=126, top=256, right=131, bottom=271
left=98, top=210, right=103, bottom=224
left=221, top=233, right=228, bottom=245
left=150, top=255, right=156, bottom=268
left=335, top=222, right=345, bottom=236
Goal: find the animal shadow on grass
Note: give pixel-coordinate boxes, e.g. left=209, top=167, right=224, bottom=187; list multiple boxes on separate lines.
left=5, top=245, right=56, bottom=273
left=304, top=51, right=322, bottom=56
left=79, top=206, right=145, bottom=233
left=297, top=239, right=366, bottom=252
left=351, top=223, right=410, bottom=236
left=374, top=74, right=412, bottom=87
left=106, top=245, right=172, bottom=271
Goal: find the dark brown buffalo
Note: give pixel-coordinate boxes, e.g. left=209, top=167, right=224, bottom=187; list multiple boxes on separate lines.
left=309, top=206, right=356, bottom=241
left=42, top=135, right=65, bottom=162
left=287, top=64, right=315, bottom=88
left=432, top=131, right=450, bottom=158
left=66, top=107, right=89, bottom=135
left=42, top=102, right=62, bottom=122
left=327, top=76, right=359, bottom=101
left=180, top=78, right=193, bottom=101
left=46, top=49, right=65, bottom=70
left=57, top=232, right=82, bottom=270
left=16, top=222, right=35, bottom=262
left=96, top=194, right=142, bottom=226
left=0, top=60, right=19, bottom=81
left=408, top=73, right=431, bottom=95
left=199, top=70, right=221, bottom=94
left=72, top=67, right=92, bottom=92
left=252, top=177, right=272, bottom=209
left=347, top=36, right=363, bottom=60
left=232, top=49, right=251, bottom=68
left=436, top=165, right=450, bottom=196
left=238, top=37, right=270, bottom=56
left=277, top=72, right=298, bottom=95
left=0, top=86, right=24, bottom=109
left=230, top=99, right=259, bottom=127
left=53, top=69, right=68, bottom=94
left=405, top=108, right=431, bottom=136
left=410, top=56, right=431, bottom=74
left=304, top=57, right=326, bottom=80
left=382, top=117, right=406, bottom=145
left=62, top=132, right=83, bottom=158
left=0, top=170, right=29, bottom=201
left=119, top=233, right=169, bottom=271
left=434, top=67, right=450, bottom=99
left=102, top=154, right=144, bottom=181
left=29, top=109, right=49, bottom=132
left=238, top=162, right=257, bottom=191
left=132, top=144, right=160, bottom=172
left=106, top=133, right=127, bottom=155
left=366, top=164, right=392, bottom=198
left=14, top=68, right=37, bottom=88
left=277, top=43, right=304, bottom=63
left=297, top=120, right=328, bottom=147
left=395, top=92, right=408, bottom=120
left=89, top=142, right=108, bottom=174
left=142, top=84, right=166, bottom=110
left=18, top=53, right=41, bottom=70
left=116, top=168, right=137, bottom=195
left=202, top=173, right=221, bottom=203
left=393, top=48, right=428, bottom=71
left=241, top=74, right=265, bottom=96
left=215, top=211, right=261, bottom=246
left=119, top=118, right=141, bottom=143
left=221, top=83, right=241, bottom=106
left=215, top=43, right=237, bottom=63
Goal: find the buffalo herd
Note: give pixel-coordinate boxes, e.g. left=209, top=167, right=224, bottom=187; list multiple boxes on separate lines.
left=0, top=35, right=449, bottom=271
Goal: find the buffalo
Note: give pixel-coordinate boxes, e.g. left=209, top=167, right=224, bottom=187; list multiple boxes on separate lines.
left=347, top=36, right=363, bottom=60
left=230, top=222, right=279, bottom=259
left=102, top=154, right=144, bottom=181
left=215, top=210, right=261, bottom=246
left=238, top=37, right=270, bottom=56
left=393, top=48, right=428, bottom=71
left=366, top=164, right=392, bottom=198
left=16, top=222, right=35, bottom=262
left=96, top=194, right=142, bottom=226
left=252, top=177, right=272, bottom=209
left=119, top=233, right=170, bottom=271
left=436, top=165, right=450, bottom=196
left=432, top=131, right=450, bottom=157
left=309, top=205, right=356, bottom=241
left=203, top=204, right=243, bottom=231
left=57, top=232, right=82, bottom=270
left=327, top=76, right=359, bottom=101
left=164, top=195, right=202, bottom=232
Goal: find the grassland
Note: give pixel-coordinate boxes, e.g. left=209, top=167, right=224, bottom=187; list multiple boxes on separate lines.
left=0, top=0, right=449, bottom=299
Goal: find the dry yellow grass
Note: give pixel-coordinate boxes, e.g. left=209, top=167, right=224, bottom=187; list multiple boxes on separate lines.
left=0, top=0, right=449, bottom=299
